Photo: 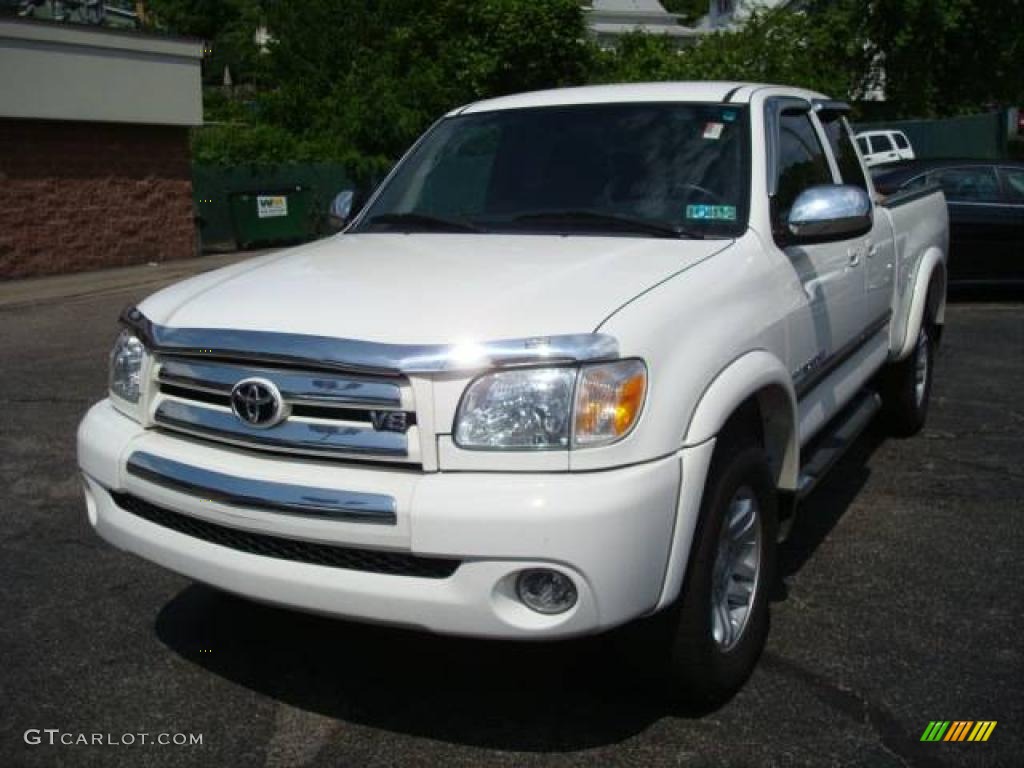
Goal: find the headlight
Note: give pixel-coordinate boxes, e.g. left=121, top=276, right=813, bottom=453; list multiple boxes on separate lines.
left=454, top=360, right=646, bottom=450
left=455, top=368, right=576, bottom=449
left=109, top=329, right=145, bottom=407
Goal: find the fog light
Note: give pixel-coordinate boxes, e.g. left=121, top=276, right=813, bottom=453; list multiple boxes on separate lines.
left=516, top=569, right=578, bottom=615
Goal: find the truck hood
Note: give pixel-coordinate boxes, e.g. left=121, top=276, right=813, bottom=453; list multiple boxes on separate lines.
left=140, top=234, right=732, bottom=344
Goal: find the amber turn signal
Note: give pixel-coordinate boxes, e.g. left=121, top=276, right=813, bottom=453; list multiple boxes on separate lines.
left=573, top=360, right=647, bottom=447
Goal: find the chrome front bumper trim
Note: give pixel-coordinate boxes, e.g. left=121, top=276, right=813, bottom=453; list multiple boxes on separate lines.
left=122, top=306, right=619, bottom=375
left=126, top=451, right=398, bottom=524
left=154, top=400, right=409, bottom=457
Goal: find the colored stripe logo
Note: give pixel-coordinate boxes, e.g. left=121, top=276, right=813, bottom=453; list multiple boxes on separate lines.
left=920, top=721, right=997, bottom=742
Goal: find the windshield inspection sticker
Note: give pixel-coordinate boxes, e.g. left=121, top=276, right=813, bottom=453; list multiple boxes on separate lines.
left=686, top=204, right=737, bottom=221
left=702, top=122, right=725, bottom=140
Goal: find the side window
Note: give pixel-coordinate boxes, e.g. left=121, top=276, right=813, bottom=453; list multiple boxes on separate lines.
left=857, top=137, right=869, bottom=154
left=932, top=167, right=1001, bottom=203
left=893, top=133, right=910, bottom=150
left=999, top=167, right=1024, bottom=202
left=774, top=110, right=834, bottom=228
left=870, top=134, right=893, bottom=154
left=821, top=115, right=869, bottom=191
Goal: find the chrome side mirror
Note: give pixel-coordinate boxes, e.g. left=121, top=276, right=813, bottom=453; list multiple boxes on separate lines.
left=787, top=185, right=872, bottom=242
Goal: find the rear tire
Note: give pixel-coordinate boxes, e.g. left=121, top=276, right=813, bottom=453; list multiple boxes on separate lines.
left=880, top=324, right=934, bottom=437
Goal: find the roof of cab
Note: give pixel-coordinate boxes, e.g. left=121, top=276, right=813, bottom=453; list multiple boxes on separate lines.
left=453, top=82, right=828, bottom=115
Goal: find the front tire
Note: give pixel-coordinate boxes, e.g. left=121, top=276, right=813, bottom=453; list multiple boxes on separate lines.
left=880, top=324, right=934, bottom=437
left=657, top=434, right=778, bottom=709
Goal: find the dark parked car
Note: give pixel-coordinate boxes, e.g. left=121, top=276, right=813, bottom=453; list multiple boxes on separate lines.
left=872, top=160, right=1024, bottom=285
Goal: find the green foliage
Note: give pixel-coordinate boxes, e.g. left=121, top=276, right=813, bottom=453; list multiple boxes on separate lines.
left=248, top=0, right=590, bottom=178
left=593, top=0, right=1023, bottom=119
left=859, top=0, right=1024, bottom=117
left=144, top=0, right=264, bottom=85
left=181, top=0, right=1023, bottom=171
left=661, top=0, right=710, bottom=25
left=591, top=5, right=872, bottom=105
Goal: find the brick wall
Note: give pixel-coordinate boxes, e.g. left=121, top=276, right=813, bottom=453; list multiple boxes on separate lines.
left=0, top=119, right=195, bottom=279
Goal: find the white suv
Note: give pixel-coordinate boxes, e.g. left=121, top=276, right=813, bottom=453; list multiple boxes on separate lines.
left=855, top=129, right=916, bottom=167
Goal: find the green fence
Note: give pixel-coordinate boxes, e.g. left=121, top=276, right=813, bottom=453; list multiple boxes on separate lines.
left=192, top=164, right=357, bottom=251
left=852, top=111, right=1008, bottom=161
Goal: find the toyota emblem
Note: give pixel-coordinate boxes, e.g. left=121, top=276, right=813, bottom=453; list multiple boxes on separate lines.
left=230, top=377, right=285, bottom=428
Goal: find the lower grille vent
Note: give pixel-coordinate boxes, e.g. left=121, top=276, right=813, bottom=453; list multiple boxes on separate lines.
left=111, top=492, right=459, bottom=579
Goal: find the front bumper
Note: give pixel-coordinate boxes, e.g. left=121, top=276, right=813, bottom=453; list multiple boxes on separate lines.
left=78, top=399, right=683, bottom=639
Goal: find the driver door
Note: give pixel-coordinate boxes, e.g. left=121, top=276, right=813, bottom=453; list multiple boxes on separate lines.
left=769, top=104, right=865, bottom=403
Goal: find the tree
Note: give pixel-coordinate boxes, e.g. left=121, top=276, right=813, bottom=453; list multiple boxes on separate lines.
left=661, top=0, right=710, bottom=25
left=186, top=0, right=1023, bottom=168
left=854, top=0, right=1024, bottom=117
left=144, top=0, right=264, bottom=85
left=592, top=5, right=871, bottom=103
left=250, top=0, right=590, bottom=176
left=594, top=0, right=1024, bottom=118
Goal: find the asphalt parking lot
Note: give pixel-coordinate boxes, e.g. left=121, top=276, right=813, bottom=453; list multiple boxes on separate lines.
left=0, top=258, right=1021, bottom=768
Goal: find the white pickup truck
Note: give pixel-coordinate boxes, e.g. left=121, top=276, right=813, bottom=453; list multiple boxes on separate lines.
left=78, top=82, right=948, bottom=705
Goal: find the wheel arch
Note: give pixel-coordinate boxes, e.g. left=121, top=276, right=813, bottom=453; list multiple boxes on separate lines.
left=897, top=247, right=947, bottom=360
left=685, top=350, right=800, bottom=493
left=655, top=351, right=797, bottom=611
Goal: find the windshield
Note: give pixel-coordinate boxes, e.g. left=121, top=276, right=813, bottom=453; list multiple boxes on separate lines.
left=353, top=103, right=751, bottom=238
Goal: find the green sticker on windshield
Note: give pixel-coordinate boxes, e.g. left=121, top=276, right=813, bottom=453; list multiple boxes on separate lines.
left=686, top=204, right=736, bottom=221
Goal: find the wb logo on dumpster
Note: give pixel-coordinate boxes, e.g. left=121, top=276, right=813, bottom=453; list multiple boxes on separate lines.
left=920, top=721, right=997, bottom=742
left=257, top=195, right=288, bottom=218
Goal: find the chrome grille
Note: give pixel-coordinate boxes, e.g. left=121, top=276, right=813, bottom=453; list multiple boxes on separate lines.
left=152, top=357, right=420, bottom=463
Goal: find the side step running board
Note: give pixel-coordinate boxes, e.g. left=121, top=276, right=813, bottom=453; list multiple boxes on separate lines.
left=796, top=391, right=881, bottom=499
left=778, top=391, right=881, bottom=541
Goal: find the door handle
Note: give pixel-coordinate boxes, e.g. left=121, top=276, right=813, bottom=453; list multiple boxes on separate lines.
left=847, top=247, right=861, bottom=268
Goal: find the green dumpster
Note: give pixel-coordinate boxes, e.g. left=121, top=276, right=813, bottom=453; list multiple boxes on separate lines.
left=229, top=186, right=315, bottom=248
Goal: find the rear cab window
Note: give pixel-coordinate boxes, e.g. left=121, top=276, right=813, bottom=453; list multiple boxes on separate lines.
left=870, top=134, right=894, bottom=154
left=821, top=115, right=869, bottom=191
left=893, top=132, right=910, bottom=150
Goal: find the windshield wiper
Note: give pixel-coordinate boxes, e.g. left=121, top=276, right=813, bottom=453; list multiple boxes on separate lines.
left=510, top=210, right=703, bottom=239
left=363, top=212, right=482, bottom=233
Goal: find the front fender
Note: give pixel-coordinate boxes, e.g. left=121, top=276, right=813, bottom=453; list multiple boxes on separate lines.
left=685, top=349, right=799, bottom=491
left=653, top=350, right=799, bottom=611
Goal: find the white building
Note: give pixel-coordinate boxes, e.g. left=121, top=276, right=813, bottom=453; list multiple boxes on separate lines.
left=584, top=1, right=698, bottom=50
left=703, top=0, right=791, bottom=29
left=584, top=1, right=793, bottom=49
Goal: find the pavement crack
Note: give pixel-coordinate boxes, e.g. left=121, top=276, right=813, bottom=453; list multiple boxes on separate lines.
left=761, top=652, right=947, bottom=768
